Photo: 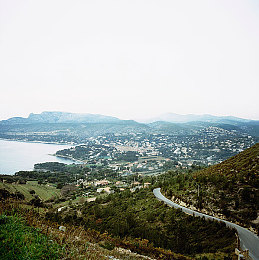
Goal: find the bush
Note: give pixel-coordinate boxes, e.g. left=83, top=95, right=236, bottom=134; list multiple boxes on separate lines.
left=29, top=197, right=43, bottom=207
left=99, top=240, right=115, bottom=250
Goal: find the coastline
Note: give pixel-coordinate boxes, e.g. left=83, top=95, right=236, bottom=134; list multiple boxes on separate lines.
left=0, top=137, right=76, bottom=146
left=0, top=137, right=86, bottom=164
left=53, top=154, right=85, bottom=164
left=0, top=139, right=82, bottom=174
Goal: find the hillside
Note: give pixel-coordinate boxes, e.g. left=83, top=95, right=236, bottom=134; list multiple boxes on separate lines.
left=0, top=201, right=165, bottom=260
left=47, top=188, right=235, bottom=259
left=195, top=143, right=259, bottom=231
left=0, top=173, right=236, bottom=259
left=0, top=180, right=61, bottom=201
left=161, top=143, right=259, bottom=234
left=196, top=142, right=259, bottom=186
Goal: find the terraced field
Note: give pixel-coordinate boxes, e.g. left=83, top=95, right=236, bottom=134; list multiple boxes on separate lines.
left=0, top=181, right=61, bottom=201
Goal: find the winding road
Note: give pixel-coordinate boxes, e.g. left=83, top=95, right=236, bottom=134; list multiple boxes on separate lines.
left=153, top=188, right=259, bottom=260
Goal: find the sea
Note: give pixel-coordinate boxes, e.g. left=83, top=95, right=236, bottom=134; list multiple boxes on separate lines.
left=0, top=139, right=76, bottom=175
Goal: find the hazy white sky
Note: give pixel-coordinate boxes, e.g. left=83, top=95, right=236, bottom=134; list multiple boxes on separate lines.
left=0, top=0, right=258, bottom=120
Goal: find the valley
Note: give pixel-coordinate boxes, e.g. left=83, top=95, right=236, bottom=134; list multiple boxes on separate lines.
left=0, top=112, right=258, bottom=259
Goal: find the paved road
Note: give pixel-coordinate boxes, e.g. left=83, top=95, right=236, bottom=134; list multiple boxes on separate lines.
left=153, top=188, right=259, bottom=260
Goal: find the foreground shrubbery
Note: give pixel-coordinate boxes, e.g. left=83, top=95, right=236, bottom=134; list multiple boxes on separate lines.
left=0, top=200, right=190, bottom=260
left=46, top=188, right=236, bottom=258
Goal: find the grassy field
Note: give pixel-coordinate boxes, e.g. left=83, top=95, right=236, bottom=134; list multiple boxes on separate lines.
left=0, top=181, right=61, bottom=201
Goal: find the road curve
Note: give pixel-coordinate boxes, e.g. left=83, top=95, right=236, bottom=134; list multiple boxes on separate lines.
left=153, top=188, right=259, bottom=260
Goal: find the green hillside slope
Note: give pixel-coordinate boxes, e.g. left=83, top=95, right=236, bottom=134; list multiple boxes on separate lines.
left=161, top=143, right=259, bottom=234
left=196, top=142, right=259, bottom=184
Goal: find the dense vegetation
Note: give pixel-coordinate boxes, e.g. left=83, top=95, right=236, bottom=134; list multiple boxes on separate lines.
left=0, top=197, right=190, bottom=260
left=33, top=162, right=117, bottom=182
left=56, top=145, right=113, bottom=161
left=14, top=170, right=79, bottom=185
left=0, top=163, right=89, bottom=186
left=46, top=188, right=236, bottom=258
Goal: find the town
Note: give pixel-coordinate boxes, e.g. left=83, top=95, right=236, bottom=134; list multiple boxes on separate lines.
left=55, top=127, right=256, bottom=174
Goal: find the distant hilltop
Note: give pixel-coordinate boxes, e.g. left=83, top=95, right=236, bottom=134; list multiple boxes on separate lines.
left=135, top=112, right=253, bottom=124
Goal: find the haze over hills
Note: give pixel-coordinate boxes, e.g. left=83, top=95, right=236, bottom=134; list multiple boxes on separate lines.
left=1, top=111, right=257, bottom=124
left=0, top=111, right=259, bottom=139
left=135, top=112, right=253, bottom=124
left=1, top=111, right=120, bottom=124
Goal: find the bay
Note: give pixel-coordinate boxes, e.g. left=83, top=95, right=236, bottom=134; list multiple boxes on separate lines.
left=0, top=139, right=76, bottom=175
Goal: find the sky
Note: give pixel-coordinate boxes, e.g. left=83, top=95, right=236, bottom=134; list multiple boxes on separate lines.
left=0, top=0, right=259, bottom=121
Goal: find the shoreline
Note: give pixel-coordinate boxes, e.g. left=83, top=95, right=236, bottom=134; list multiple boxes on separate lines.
left=0, top=138, right=83, bottom=175
left=53, top=154, right=86, bottom=164
left=0, top=137, right=76, bottom=146
left=0, top=137, right=87, bottom=163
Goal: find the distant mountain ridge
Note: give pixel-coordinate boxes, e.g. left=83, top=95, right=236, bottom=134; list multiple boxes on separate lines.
left=1, top=111, right=256, bottom=125
left=1, top=111, right=121, bottom=124
left=136, top=112, right=253, bottom=124
left=1, top=111, right=259, bottom=138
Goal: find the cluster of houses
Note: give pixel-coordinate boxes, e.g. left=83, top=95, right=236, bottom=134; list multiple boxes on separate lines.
left=76, top=177, right=151, bottom=196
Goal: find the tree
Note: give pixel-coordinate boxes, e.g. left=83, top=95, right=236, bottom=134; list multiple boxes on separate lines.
left=57, top=183, right=63, bottom=189
left=14, top=192, right=25, bottom=200
left=30, top=196, right=43, bottom=207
